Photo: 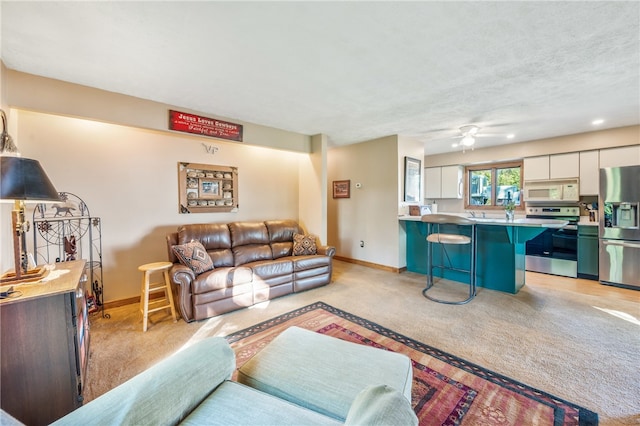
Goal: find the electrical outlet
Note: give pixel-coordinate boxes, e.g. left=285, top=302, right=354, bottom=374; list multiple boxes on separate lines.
left=360, top=240, right=364, bottom=247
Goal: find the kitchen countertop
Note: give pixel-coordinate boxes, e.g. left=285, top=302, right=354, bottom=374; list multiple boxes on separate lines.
left=399, top=215, right=568, bottom=228
left=578, top=216, right=598, bottom=226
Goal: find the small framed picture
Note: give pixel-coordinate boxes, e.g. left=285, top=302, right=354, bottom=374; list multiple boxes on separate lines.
left=333, top=180, right=350, bottom=198
left=200, top=180, right=221, bottom=199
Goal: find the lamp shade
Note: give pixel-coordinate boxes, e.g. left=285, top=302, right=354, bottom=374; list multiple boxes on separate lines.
left=0, top=156, right=61, bottom=201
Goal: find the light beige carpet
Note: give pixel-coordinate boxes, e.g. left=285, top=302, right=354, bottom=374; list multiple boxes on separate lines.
left=86, top=260, right=639, bottom=425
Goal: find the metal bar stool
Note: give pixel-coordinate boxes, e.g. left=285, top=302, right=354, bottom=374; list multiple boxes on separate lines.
left=138, top=261, right=178, bottom=332
left=421, top=214, right=477, bottom=305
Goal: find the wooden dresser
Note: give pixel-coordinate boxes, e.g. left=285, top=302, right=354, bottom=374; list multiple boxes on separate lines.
left=0, top=260, right=89, bottom=426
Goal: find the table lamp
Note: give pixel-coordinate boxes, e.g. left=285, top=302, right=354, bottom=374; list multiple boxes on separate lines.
left=1, top=110, right=61, bottom=283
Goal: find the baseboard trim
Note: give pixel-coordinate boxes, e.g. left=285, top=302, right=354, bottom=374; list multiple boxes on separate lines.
left=103, top=292, right=166, bottom=310
left=103, top=259, right=406, bottom=309
left=103, top=296, right=139, bottom=310
left=334, top=256, right=403, bottom=273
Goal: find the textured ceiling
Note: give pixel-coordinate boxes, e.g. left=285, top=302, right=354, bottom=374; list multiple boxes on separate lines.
left=1, top=1, right=639, bottom=155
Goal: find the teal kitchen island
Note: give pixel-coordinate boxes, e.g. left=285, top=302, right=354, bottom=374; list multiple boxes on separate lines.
left=401, top=216, right=568, bottom=294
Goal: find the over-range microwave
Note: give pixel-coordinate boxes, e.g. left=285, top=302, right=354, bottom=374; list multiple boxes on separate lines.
left=523, top=178, right=579, bottom=203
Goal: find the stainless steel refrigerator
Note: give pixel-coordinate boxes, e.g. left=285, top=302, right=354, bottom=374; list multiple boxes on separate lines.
left=599, top=165, right=640, bottom=290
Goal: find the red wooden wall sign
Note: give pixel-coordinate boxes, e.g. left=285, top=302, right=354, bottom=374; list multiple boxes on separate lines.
left=169, top=110, right=243, bottom=142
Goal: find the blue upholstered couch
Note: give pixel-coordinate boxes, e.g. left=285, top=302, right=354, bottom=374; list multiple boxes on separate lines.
left=52, top=327, right=418, bottom=425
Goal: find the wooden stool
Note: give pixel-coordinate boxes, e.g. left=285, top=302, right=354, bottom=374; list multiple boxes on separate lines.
left=138, top=261, right=177, bottom=332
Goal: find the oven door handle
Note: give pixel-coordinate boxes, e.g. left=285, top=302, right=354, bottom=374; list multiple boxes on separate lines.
left=602, top=240, right=640, bottom=249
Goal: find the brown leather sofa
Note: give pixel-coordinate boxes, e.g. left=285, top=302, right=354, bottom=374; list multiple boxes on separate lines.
left=166, top=220, right=335, bottom=322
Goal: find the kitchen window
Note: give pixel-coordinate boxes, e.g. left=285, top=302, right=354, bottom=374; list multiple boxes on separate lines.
left=465, top=161, right=523, bottom=210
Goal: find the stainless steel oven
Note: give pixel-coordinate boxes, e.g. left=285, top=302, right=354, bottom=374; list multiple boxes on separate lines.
left=525, top=206, right=580, bottom=278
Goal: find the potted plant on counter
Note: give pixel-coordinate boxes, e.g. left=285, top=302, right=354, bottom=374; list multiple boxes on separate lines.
left=505, top=201, right=516, bottom=221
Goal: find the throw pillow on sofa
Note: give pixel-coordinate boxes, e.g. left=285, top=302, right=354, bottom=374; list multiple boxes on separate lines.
left=172, top=240, right=214, bottom=274
left=293, top=233, right=317, bottom=256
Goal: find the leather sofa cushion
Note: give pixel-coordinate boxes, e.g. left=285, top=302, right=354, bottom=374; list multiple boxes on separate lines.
left=271, top=242, right=293, bottom=259
left=179, top=223, right=231, bottom=248
left=233, top=244, right=273, bottom=266
left=229, top=222, right=269, bottom=246
left=248, top=259, right=293, bottom=279
left=179, top=224, right=234, bottom=267
left=265, top=220, right=302, bottom=242
left=292, top=255, right=331, bottom=271
left=192, top=267, right=253, bottom=294
left=266, top=220, right=301, bottom=259
left=193, top=283, right=253, bottom=305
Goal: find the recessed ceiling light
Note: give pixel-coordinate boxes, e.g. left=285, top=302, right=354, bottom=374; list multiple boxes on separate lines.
left=506, top=134, right=515, bottom=139
left=592, top=119, right=604, bottom=125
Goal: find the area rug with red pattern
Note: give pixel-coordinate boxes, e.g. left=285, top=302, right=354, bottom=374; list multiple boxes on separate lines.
left=225, top=301, right=598, bottom=426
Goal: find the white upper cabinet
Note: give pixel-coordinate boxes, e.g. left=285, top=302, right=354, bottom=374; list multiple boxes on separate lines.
left=599, top=145, right=640, bottom=168
left=424, top=165, right=463, bottom=199
left=524, top=153, right=579, bottom=180
left=441, top=165, right=463, bottom=198
left=424, top=167, right=442, bottom=199
left=579, top=150, right=599, bottom=195
left=550, top=152, right=579, bottom=179
left=523, top=156, right=550, bottom=180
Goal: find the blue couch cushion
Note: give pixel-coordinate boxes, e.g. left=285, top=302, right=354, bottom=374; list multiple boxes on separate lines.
left=52, top=337, right=235, bottom=426
left=182, top=381, right=341, bottom=426
left=345, top=384, right=418, bottom=425
left=237, top=326, right=413, bottom=421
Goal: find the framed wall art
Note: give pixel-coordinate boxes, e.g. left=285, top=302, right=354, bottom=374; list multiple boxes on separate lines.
left=333, top=180, right=350, bottom=199
left=199, top=180, right=220, bottom=199
left=178, top=162, right=238, bottom=213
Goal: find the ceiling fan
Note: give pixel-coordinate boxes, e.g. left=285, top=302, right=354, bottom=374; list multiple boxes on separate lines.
left=452, top=125, right=480, bottom=152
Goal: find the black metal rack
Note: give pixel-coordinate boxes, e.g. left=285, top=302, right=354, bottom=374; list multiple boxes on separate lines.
left=33, top=192, right=109, bottom=318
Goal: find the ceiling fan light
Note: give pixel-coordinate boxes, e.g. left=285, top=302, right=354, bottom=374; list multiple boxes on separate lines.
left=461, top=135, right=475, bottom=146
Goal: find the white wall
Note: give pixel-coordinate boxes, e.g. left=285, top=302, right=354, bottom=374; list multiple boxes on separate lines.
left=7, top=69, right=311, bottom=154
left=299, top=134, right=328, bottom=242
left=11, top=110, right=305, bottom=302
left=327, top=135, right=401, bottom=268
left=397, top=136, right=424, bottom=267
